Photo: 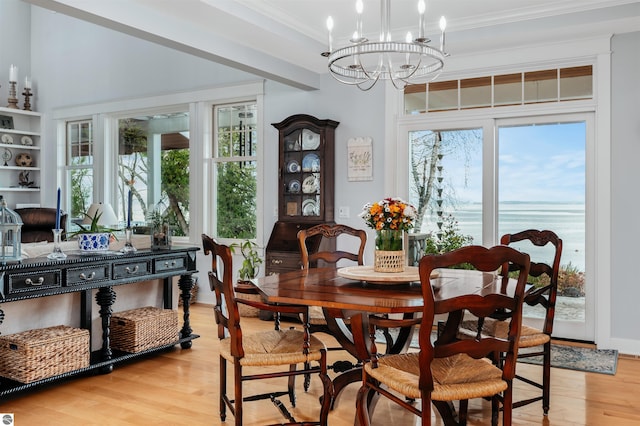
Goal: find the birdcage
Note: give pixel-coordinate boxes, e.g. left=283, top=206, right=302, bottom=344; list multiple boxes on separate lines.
left=0, top=196, right=22, bottom=263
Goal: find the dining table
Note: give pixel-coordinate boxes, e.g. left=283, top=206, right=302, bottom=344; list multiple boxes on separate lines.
left=252, top=265, right=515, bottom=415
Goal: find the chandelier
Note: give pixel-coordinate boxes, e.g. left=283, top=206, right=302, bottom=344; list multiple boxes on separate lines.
left=322, top=0, right=447, bottom=91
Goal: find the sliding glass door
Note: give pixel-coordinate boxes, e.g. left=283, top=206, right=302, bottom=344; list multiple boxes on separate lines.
left=497, top=116, right=592, bottom=340
left=405, top=113, right=593, bottom=341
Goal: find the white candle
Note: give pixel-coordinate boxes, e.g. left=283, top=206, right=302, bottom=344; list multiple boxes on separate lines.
left=418, top=0, right=426, bottom=40
left=24, top=76, right=31, bottom=89
left=326, top=16, right=334, bottom=52
left=355, top=0, right=363, bottom=40
left=9, top=65, right=17, bottom=83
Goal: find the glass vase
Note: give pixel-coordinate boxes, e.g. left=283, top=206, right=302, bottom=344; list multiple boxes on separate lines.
left=375, top=229, right=404, bottom=251
left=374, top=229, right=405, bottom=272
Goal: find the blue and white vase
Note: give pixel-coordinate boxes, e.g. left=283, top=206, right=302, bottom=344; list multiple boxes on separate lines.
left=77, top=233, right=111, bottom=252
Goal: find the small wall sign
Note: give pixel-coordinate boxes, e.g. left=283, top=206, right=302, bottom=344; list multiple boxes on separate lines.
left=347, top=136, right=373, bottom=181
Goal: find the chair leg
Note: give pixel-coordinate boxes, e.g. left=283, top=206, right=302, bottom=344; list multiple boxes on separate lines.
left=458, top=399, right=468, bottom=425
left=288, top=363, right=297, bottom=407
left=219, top=356, right=227, bottom=422
left=355, top=381, right=371, bottom=426
left=501, top=385, right=513, bottom=426
left=491, top=396, right=499, bottom=426
left=318, top=351, right=334, bottom=426
left=235, top=362, right=243, bottom=426
left=543, top=341, right=551, bottom=414
left=304, top=361, right=311, bottom=391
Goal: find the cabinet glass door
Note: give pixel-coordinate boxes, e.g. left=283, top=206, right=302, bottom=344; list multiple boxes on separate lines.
left=283, top=128, right=321, bottom=219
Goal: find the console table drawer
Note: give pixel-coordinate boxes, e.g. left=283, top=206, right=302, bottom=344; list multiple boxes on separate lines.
left=66, top=265, right=110, bottom=286
left=154, top=256, right=186, bottom=273
left=113, top=260, right=151, bottom=279
left=8, top=270, right=62, bottom=295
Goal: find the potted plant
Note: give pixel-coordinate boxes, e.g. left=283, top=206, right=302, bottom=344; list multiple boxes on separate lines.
left=230, top=240, right=263, bottom=283
left=230, top=239, right=264, bottom=317
left=69, top=209, right=119, bottom=252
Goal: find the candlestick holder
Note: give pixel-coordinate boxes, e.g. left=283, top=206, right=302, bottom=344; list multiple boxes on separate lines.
left=121, top=227, right=137, bottom=253
left=22, top=88, right=32, bottom=111
left=7, top=81, right=18, bottom=109
left=47, top=229, right=67, bottom=259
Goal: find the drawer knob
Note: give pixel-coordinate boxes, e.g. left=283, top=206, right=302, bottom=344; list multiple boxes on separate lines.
left=79, top=272, right=96, bottom=281
left=271, top=259, right=283, bottom=265
left=164, top=260, right=176, bottom=267
left=25, top=277, right=45, bottom=286
left=125, top=265, right=140, bottom=274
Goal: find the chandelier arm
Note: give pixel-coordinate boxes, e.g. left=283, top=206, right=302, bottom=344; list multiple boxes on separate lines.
left=356, top=73, right=381, bottom=91
left=387, top=55, right=407, bottom=90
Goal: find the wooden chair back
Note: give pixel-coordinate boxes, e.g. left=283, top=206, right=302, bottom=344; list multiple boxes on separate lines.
left=500, top=229, right=562, bottom=335
left=202, top=233, right=245, bottom=357
left=417, top=245, right=531, bottom=388
left=298, top=223, right=367, bottom=269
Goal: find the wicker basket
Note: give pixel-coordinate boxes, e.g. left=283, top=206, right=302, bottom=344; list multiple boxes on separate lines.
left=374, top=250, right=405, bottom=273
left=110, top=307, right=179, bottom=353
left=0, top=325, right=90, bottom=383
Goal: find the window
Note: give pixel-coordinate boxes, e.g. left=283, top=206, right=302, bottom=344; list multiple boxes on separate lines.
left=404, top=65, right=593, bottom=114
left=65, top=119, right=93, bottom=231
left=117, top=111, right=190, bottom=236
left=213, top=103, right=257, bottom=239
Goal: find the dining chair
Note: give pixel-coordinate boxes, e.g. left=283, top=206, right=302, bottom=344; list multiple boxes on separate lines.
left=298, top=223, right=367, bottom=332
left=202, top=234, right=333, bottom=426
left=297, top=223, right=368, bottom=382
left=356, top=245, right=531, bottom=426
left=459, top=229, right=562, bottom=414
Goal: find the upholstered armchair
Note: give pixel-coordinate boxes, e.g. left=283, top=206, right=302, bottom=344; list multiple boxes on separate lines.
left=15, top=208, right=67, bottom=243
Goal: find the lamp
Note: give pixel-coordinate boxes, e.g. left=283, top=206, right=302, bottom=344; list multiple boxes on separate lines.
left=83, top=203, right=118, bottom=227
left=322, top=0, right=447, bottom=91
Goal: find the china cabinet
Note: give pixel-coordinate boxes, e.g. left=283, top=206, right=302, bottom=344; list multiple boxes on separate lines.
left=0, top=107, right=41, bottom=206
left=274, top=114, right=338, bottom=223
left=265, top=115, right=339, bottom=276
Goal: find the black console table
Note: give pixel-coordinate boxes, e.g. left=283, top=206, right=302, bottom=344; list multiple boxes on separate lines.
left=0, top=246, right=199, bottom=398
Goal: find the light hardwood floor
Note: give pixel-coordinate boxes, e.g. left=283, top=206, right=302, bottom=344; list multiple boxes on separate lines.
left=3, top=303, right=640, bottom=425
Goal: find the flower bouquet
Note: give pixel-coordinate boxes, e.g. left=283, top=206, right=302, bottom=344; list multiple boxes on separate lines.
left=360, top=197, right=417, bottom=272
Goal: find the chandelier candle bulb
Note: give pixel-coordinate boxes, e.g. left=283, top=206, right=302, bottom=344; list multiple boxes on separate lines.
left=439, top=16, right=447, bottom=53
left=326, top=16, right=334, bottom=53
left=355, top=0, right=364, bottom=42
left=418, top=0, right=426, bottom=41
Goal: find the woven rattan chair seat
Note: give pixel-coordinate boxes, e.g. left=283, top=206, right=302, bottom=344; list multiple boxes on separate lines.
left=219, top=329, right=326, bottom=366
left=459, top=318, right=551, bottom=348
left=364, top=352, right=507, bottom=401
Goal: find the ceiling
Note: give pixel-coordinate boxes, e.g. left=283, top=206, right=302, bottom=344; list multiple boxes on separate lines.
left=26, top=0, right=640, bottom=90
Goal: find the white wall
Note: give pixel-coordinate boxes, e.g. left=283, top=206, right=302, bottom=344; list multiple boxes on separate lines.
left=610, top=31, right=640, bottom=345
